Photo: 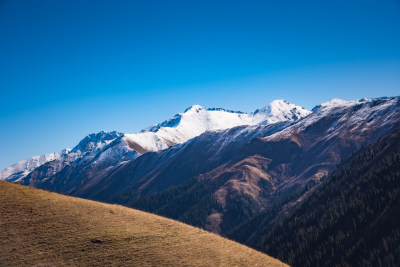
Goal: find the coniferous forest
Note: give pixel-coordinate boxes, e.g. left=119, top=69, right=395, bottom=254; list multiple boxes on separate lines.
left=110, top=177, right=219, bottom=228
left=248, top=128, right=400, bottom=266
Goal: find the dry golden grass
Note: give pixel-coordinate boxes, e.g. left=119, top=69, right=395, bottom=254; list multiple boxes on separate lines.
left=0, top=181, right=287, bottom=267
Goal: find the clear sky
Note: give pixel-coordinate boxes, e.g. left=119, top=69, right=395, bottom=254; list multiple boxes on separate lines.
left=1, top=0, right=400, bottom=169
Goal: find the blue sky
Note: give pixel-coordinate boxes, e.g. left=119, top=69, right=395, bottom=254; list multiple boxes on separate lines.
left=0, top=0, right=400, bottom=169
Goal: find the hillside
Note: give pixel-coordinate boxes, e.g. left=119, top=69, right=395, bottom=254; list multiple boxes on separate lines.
left=0, top=181, right=286, bottom=267
left=243, top=128, right=400, bottom=266
left=109, top=97, right=400, bottom=235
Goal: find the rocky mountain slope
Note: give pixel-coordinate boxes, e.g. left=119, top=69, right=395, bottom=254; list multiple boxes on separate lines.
left=243, top=126, right=400, bottom=267
left=0, top=131, right=135, bottom=184
left=108, top=97, right=400, bottom=234
left=1, top=100, right=309, bottom=185
left=0, top=149, right=69, bottom=182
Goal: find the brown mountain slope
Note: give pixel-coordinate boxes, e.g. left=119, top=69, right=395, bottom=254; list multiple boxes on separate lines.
left=108, top=98, right=400, bottom=235
left=0, top=181, right=286, bottom=267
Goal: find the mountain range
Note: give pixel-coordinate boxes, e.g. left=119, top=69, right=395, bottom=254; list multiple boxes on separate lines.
left=2, top=96, right=400, bottom=266
left=0, top=99, right=310, bottom=187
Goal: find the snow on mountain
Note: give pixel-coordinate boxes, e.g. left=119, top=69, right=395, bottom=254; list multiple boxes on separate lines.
left=124, top=100, right=311, bottom=153
left=310, top=98, right=364, bottom=113
left=0, top=149, right=69, bottom=182
left=0, top=131, right=131, bottom=182
left=51, top=130, right=137, bottom=172
left=69, top=131, right=125, bottom=162
left=267, top=97, right=400, bottom=140
left=253, top=100, right=311, bottom=124
left=1, top=100, right=310, bottom=182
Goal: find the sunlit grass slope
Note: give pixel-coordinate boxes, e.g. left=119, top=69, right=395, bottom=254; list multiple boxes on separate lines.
left=0, top=181, right=286, bottom=266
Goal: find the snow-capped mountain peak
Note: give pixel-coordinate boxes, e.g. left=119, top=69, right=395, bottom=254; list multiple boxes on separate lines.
left=124, top=100, right=311, bottom=154
left=267, top=97, right=400, bottom=141
left=0, top=150, right=69, bottom=182
left=1, top=99, right=311, bottom=182
left=253, top=99, right=311, bottom=124
left=311, top=98, right=369, bottom=112
left=320, top=98, right=360, bottom=109
left=72, top=131, right=123, bottom=153
left=184, top=104, right=207, bottom=113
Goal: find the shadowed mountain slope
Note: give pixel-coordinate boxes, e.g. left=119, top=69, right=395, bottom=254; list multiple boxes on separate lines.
left=109, top=97, right=400, bottom=234
left=236, top=127, right=400, bottom=267
left=0, top=181, right=286, bottom=267
left=80, top=121, right=290, bottom=200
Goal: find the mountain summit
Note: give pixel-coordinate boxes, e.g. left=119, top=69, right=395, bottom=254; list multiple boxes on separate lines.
left=0, top=100, right=310, bottom=183
left=253, top=99, right=311, bottom=124
left=124, top=100, right=310, bottom=153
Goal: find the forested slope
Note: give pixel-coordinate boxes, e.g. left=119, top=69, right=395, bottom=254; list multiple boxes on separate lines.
left=253, top=128, right=400, bottom=266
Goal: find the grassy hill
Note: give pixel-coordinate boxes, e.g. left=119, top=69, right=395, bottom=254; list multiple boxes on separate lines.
left=0, top=181, right=285, bottom=266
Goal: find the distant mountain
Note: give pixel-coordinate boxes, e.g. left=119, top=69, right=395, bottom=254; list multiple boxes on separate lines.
left=2, top=96, right=400, bottom=250
left=240, top=126, right=400, bottom=267
left=0, top=181, right=286, bottom=267
left=105, top=97, right=400, bottom=235
left=0, top=131, right=133, bottom=183
left=2, top=131, right=138, bottom=193
left=0, top=100, right=310, bottom=188
left=0, top=149, right=69, bottom=182
left=125, top=100, right=310, bottom=153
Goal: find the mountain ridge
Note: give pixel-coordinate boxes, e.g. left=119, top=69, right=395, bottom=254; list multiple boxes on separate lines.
left=1, top=99, right=310, bottom=182
left=1, top=96, right=399, bottom=266
left=103, top=96, right=400, bottom=235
